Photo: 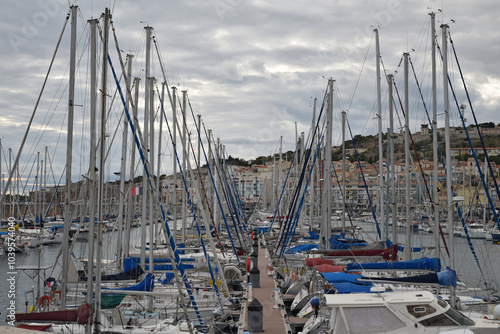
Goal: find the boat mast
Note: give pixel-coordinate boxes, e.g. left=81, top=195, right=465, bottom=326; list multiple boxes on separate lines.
left=321, top=79, right=333, bottom=249
left=309, top=98, right=317, bottom=229
left=279, top=135, right=283, bottom=217
left=116, top=54, right=133, bottom=271
left=147, top=75, right=155, bottom=312
left=172, top=86, right=178, bottom=241
left=341, top=110, right=346, bottom=232
left=141, top=26, right=152, bottom=271
left=375, top=28, right=385, bottom=238
left=95, top=8, right=110, bottom=330
left=404, top=52, right=412, bottom=261
left=43, top=146, right=47, bottom=223
left=181, top=90, right=187, bottom=245
left=123, top=55, right=135, bottom=260
left=430, top=12, right=440, bottom=259
left=442, top=23, right=456, bottom=308
left=85, top=17, right=98, bottom=334
left=61, top=5, right=77, bottom=309
left=388, top=74, right=397, bottom=244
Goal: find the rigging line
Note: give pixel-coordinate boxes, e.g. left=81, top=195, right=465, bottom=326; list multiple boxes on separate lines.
left=200, top=125, right=243, bottom=252
left=220, top=148, right=247, bottom=242
left=199, top=121, right=241, bottom=259
left=270, top=81, right=328, bottom=233
left=152, top=33, right=175, bottom=115
left=173, top=89, right=243, bottom=248
left=346, top=32, right=374, bottom=113
left=0, top=9, right=71, bottom=210
left=435, top=38, right=497, bottom=277
left=407, top=57, right=451, bottom=257
left=277, top=95, right=328, bottom=253
left=392, top=74, right=451, bottom=258
left=223, top=150, right=248, bottom=229
left=275, top=140, right=300, bottom=254
left=110, top=27, right=203, bottom=334
left=184, top=101, right=226, bottom=257
left=331, top=160, right=355, bottom=227
left=182, top=97, right=226, bottom=253
left=449, top=33, right=500, bottom=230
left=110, top=57, right=206, bottom=334
left=436, top=42, right=490, bottom=284
left=346, top=117, right=382, bottom=240
left=159, top=93, right=226, bottom=311
left=280, top=126, right=325, bottom=258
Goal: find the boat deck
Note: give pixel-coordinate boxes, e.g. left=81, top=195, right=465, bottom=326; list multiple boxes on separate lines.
left=241, top=238, right=291, bottom=334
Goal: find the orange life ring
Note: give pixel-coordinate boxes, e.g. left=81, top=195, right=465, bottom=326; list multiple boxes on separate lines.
left=40, top=295, right=51, bottom=306
left=291, top=272, right=296, bottom=282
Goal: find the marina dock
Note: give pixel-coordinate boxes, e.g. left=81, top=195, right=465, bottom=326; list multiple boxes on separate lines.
left=241, top=238, right=293, bottom=334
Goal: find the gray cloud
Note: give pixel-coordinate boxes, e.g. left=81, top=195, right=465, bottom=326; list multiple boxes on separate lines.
left=0, top=0, right=498, bottom=184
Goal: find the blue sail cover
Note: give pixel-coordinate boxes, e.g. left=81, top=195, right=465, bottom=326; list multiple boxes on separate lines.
left=332, top=283, right=373, bottom=294
left=80, top=257, right=144, bottom=281
left=285, top=243, right=319, bottom=254
left=328, top=233, right=367, bottom=249
left=346, top=257, right=441, bottom=272
left=145, top=263, right=194, bottom=271
left=437, top=267, right=457, bottom=287
left=321, top=272, right=367, bottom=284
left=321, top=272, right=373, bottom=294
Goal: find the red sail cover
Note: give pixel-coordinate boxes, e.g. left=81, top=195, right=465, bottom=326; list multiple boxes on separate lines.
left=306, top=258, right=333, bottom=266
left=16, top=304, right=93, bottom=325
left=315, top=264, right=345, bottom=273
left=324, top=244, right=398, bottom=261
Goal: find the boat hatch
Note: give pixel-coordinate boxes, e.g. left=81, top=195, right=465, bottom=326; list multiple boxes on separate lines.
left=406, top=304, right=437, bottom=318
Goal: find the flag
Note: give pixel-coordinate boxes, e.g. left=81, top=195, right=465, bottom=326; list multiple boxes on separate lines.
left=132, top=187, right=143, bottom=196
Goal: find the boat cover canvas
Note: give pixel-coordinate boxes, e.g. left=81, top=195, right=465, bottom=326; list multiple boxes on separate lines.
left=345, top=257, right=441, bottom=272
left=285, top=243, right=319, bottom=254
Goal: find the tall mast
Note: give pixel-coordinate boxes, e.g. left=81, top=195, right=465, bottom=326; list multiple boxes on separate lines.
left=95, top=7, right=110, bottom=330
left=341, top=110, right=346, bottom=231
left=157, top=82, right=165, bottom=228
left=279, top=135, right=283, bottom=216
left=140, top=26, right=152, bottom=271
left=61, top=5, right=77, bottom=309
left=123, top=56, right=135, bottom=260
left=147, top=75, right=155, bottom=312
left=375, top=28, right=384, bottom=237
left=171, top=86, right=178, bottom=241
left=85, top=17, right=98, bottom=334
left=43, top=146, right=47, bottom=223
left=117, top=54, right=133, bottom=270
left=321, top=79, right=333, bottom=249
left=309, top=98, right=317, bottom=228
left=181, top=90, right=187, bottom=245
left=388, top=74, right=397, bottom=244
left=442, top=23, right=455, bottom=308
left=430, top=12, right=440, bottom=259
left=404, top=52, right=411, bottom=261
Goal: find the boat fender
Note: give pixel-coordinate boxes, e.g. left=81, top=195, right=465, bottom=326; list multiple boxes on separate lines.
left=246, top=257, right=251, bottom=272
left=40, top=295, right=51, bottom=306
left=309, top=281, right=314, bottom=293
left=291, top=272, right=296, bottom=282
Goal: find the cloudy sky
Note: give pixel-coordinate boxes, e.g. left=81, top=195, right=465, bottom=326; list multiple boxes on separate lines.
left=1, top=0, right=499, bottom=183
